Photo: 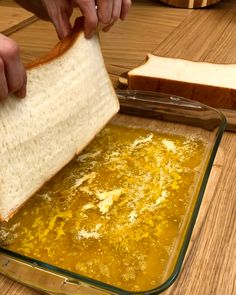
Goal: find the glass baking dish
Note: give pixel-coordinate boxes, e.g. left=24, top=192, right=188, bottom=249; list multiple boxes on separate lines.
left=0, top=90, right=226, bottom=295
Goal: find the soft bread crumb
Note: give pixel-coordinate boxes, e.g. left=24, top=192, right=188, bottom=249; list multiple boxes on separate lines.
left=0, top=31, right=119, bottom=221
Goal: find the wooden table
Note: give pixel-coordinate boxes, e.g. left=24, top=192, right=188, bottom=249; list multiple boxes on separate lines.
left=0, top=0, right=236, bottom=294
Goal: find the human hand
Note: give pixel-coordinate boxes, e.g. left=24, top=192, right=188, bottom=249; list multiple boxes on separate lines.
left=0, top=34, right=26, bottom=100
left=41, top=0, right=132, bottom=39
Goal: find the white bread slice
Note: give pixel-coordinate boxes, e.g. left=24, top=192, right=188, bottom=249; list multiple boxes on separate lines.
left=0, top=19, right=119, bottom=222
left=128, top=54, right=236, bottom=109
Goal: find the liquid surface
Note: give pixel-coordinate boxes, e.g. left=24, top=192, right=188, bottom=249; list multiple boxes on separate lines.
left=1, top=124, right=206, bottom=292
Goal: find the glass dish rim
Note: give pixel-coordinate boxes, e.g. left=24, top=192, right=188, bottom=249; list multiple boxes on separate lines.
left=0, top=90, right=227, bottom=295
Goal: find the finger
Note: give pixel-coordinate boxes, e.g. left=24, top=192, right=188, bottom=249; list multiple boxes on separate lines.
left=121, top=0, right=132, bottom=21
left=0, top=41, right=26, bottom=96
left=41, top=0, right=73, bottom=39
left=97, top=0, right=113, bottom=24
left=75, top=0, right=98, bottom=38
left=5, top=60, right=25, bottom=96
left=102, top=0, right=122, bottom=32
left=112, top=0, right=122, bottom=21
left=0, top=58, right=8, bottom=100
left=102, top=20, right=115, bottom=33
left=54, top=12, right=72, bottom=39
left=15, top=70, right=27, bottom=99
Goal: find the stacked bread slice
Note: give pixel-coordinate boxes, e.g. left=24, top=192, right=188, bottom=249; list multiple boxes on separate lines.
left=128, top=54, right=236, bottom=109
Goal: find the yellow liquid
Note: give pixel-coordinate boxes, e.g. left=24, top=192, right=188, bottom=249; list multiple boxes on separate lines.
left=1, top=124, right=206, bottom=292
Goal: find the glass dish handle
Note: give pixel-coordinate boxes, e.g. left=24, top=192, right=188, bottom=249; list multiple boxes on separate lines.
left=116, top=89, right=226, bottom=131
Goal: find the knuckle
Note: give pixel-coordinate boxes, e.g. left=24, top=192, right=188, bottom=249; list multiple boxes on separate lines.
left=98, top=13, right=111, bottom=25
left=3, top=39, right=20, bottom=60
left=79, top=0, right=93, bottom=6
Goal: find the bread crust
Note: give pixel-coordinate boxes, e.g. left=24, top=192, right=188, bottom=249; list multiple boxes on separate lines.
left=128, top=75, right=236, bottom=109
left=26, top=17, right=84, bottom=70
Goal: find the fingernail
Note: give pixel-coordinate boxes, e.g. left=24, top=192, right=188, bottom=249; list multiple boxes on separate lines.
left=15, top=85, right=26, bottom=99
left=58, top=29, right=71, bottom=40
left=102, top=26, right=110, bottom=32
left=85, top=30, right=95, bottom=39
left=121, top=14, right=127, bottom=21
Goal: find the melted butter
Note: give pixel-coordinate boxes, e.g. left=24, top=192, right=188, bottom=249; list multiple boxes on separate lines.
left=1, top=124, right=206, bottom=292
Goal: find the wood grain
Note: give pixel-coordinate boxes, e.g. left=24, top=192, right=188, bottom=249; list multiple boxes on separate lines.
left=164, top=135, right=236, bottom=295
left=128, top=0, right=236, bottom=127
left=0, top=6, right=34, bottom=34
left=2, top=16, right=38, bottom=37
left=153, top=5, right=236, bottom=61
left=0, top=0, right=236, bottom=295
